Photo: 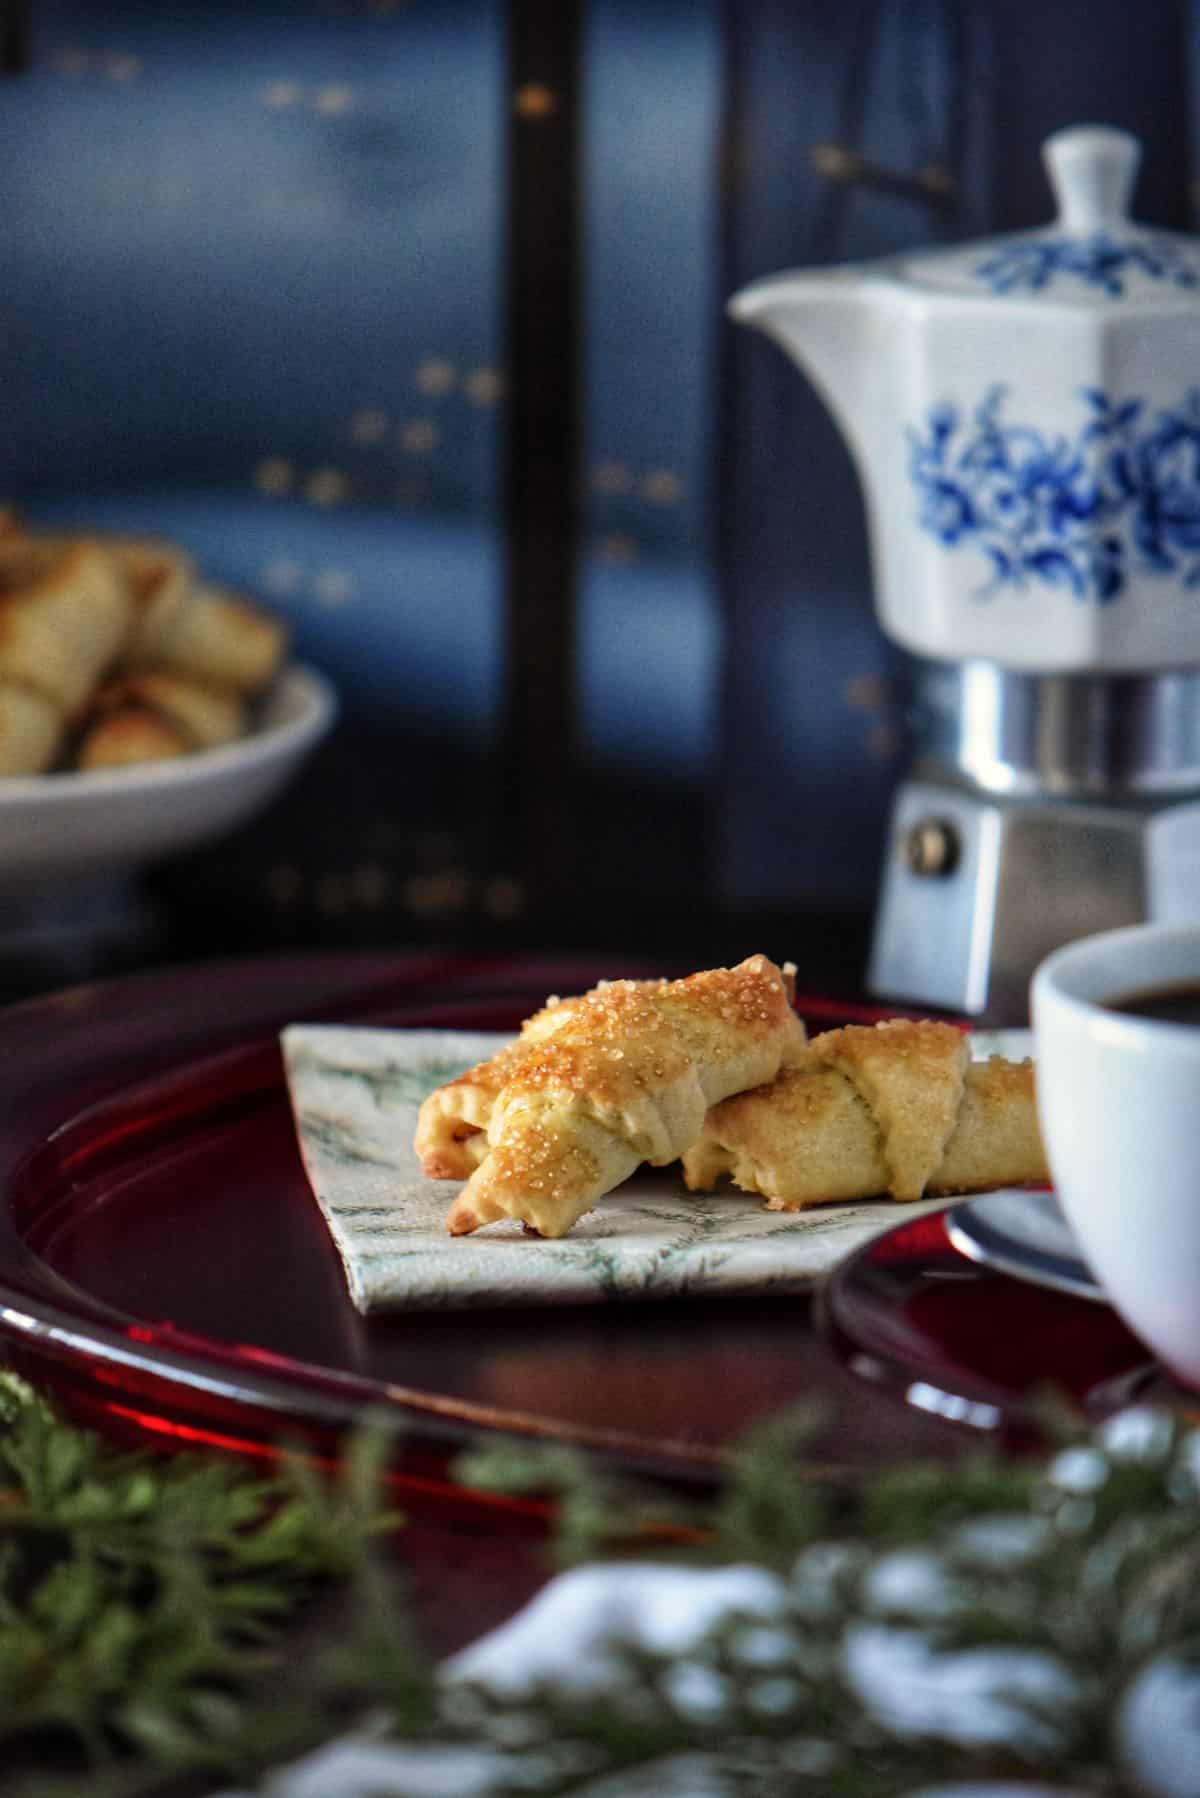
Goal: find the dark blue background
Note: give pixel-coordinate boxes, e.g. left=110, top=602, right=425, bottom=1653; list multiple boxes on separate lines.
left=0, top=0, right=1193, bottom=966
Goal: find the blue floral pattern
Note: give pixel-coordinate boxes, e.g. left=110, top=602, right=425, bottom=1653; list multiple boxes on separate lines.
left=909, top=385, right=1200, bottom=601
left=974, top=232, right=1200, bottom=296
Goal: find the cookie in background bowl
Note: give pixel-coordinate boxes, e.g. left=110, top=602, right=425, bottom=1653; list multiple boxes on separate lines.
left=0, top=518, right=291, bottom=777
left=0, top=513, right=334, bottom=885
left=0, top=663, right=335, bottom=886
left=75, top=672, right=247, bottom=770
left=0, top=538, right=133, bottom=738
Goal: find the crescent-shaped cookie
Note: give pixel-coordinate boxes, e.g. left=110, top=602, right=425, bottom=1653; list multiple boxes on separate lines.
left=419, top=955, right=805, bottom=1238
left=682, top=1019, right=1047, bottom=1209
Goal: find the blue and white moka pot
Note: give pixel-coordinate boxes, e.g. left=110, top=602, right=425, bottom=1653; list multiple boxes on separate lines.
left=732, top=126, right=1200, bottom=1018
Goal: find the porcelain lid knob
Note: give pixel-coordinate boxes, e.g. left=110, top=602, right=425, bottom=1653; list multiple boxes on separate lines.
left=1042, top=125, right=1142, bottom=232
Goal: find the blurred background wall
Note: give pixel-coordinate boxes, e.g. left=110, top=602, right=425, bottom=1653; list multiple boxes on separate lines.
left=0, top=0, right=1193, bottom=992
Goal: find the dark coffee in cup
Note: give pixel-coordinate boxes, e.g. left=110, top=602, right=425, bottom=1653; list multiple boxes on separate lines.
left=1105, top=981, right=1200, bottom=1025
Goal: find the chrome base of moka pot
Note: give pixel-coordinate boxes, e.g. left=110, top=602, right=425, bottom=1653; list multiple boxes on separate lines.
left=867, top=663, right=1200, bottom=1021
left=913, top=662, right=1200, bottom=799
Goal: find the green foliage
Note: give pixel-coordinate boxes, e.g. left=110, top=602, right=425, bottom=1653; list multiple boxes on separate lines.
left=449, top=1404, right=1200, bottom=1796
left=0, top=1374, right=419, bottom=1795
left=708, top=1402, right=832, bottom=1567
left=452, top=1436, right=701, bottom=1568
left=5, top=1368, right=1200, bottom=1796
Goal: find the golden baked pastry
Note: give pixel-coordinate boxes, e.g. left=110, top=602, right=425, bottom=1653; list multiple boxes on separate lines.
left=682, top=1019, right=1048, bottom=1209
left=76, top=708, right=189, bottom=770
left=0, top=520, right=289, bottom=779
left=79, top=670, right=246, bottom=759
left=107, top=536, right=195, bottom=664
left=76, top=671, right=247, bottom=770
left=0, top=540, right=132, bottom=717
left=150, top=586, right=288, bottom=693
left=416, top=989, right=602, bottom=1181
left=0, top=680, right=63, bottom=775
left=419, top=955, right=806, bottom=1238
left=10, top=530, right=195, bottom=667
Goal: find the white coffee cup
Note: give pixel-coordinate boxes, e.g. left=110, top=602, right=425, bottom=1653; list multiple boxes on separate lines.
left=1031, top=922, right=1200, bottom=1388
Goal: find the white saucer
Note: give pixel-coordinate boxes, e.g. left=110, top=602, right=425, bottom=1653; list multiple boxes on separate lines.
left=946, top=1187, right=1103, bottom=1301
left=942, top=1027, right=1102, bottom=1301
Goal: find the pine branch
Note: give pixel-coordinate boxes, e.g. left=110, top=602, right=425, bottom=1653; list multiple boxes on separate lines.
left=4, top=1365, right=1200, bottom=1795
left=0, top=1373, right=419, bottom=1792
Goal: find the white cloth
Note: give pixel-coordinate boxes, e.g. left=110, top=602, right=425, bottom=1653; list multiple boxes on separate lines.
left=216, top=1557, right=1091, bottom=1798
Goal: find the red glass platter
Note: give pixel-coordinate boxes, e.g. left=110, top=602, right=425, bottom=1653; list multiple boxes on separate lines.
left=818, top=1208, right=1163, bottom=1437
left=0, top=953, right=1164, bottom=1511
